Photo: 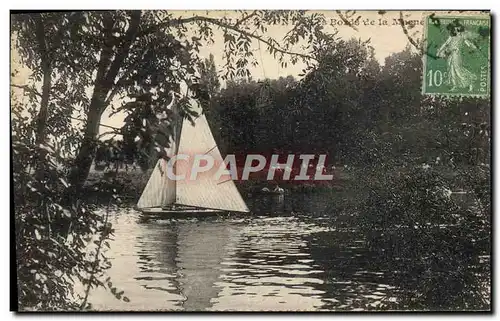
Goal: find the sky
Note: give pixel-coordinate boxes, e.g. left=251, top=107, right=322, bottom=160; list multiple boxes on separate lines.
left=194, top=10, right=423, bottom=80
left=100, top=10, right=426, bottom=131
left=10, top=10, right=452, bottom=136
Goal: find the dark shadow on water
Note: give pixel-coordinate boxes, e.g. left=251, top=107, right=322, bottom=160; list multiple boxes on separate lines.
left=91, top=192, right=488, bottom=311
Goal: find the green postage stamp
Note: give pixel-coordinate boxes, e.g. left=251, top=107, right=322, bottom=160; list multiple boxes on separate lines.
left=422, top=14, right=491, bottom=97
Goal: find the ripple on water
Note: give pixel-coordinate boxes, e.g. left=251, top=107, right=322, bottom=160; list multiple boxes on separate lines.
left=88, top=207, right=393, bottom=311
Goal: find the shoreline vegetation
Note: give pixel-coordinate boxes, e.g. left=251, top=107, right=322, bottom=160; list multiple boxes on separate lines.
left=83, top=161, right=483, bottom=204
left=83, top=166, right=349, bottom=204
left=83, top=164, right=483, bottom=213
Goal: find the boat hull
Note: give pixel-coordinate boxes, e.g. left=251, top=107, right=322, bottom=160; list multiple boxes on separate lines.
left=138, top=206, right=247, bottom=219
left=141, top=207, right=222, bottom=215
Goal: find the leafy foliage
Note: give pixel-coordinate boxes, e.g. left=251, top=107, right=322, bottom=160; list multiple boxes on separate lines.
left=355, top=165, right=490, bottom=310
left=12, top=98, right=130, bottom=310
left=207, top=38, right=380, bottom=160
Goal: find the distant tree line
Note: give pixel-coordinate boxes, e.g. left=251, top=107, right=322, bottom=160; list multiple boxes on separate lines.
left=205, top=39, right=489, bottom=171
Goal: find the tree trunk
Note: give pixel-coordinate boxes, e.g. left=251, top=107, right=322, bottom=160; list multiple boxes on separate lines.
left=67, top=39, right=112, bottom=191
left=31, top=14, right=53, bottom=188
left=34, top=14, right=51, bottom=146
left=67, top=96, right=105, bottom=190
left=67, top=11, right=142, bottom=191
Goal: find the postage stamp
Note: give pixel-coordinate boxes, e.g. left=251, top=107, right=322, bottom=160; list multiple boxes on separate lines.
left=422, top=14, right=491, bottom=97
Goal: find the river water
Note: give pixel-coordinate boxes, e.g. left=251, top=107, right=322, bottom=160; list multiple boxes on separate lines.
left=87, top=194, right=398, bottom=311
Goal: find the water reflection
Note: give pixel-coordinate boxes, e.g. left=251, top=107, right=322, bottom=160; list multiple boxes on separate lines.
left=210, top=215, right=328, bottom=311
left=88, top=195, right=397, bottom=311
left=88, top=213, right=184, bottom=311
left=307, top=230, right=398, bottom=310
left=175, top=220, right=235, bottom=311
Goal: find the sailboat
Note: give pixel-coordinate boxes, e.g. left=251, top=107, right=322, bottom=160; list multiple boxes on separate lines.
left=136, top=97, right=250, bottom=216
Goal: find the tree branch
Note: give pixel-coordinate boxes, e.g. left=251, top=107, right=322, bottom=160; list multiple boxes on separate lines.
left=33, top=14, right=53, bottom=146
left=95, top=15, right=115, bottom=89
left=104, top=85, right=121, bottom=108
left=97, top=130, right=122, bottom=139
left=233, top=10, right=259, bottom=29
left=70, top=115, right=122, bottom=132
left=10, top=84, right=43, bottom=98
left=399, top=11, right=420, bottom=51
left=194, top=16, right=315, bottom=61
left=140, top=14, right=316, bottom=61
left=100, top=123, right=122, bottom=132
left=80, top=202, right=112, bottom=310
left=102, top=11, right=142, bottom=90
left=104, top=55, right=138, bottom=107
left=398, top=11, right=438, bottom=60
left=336, top=10, right=359, bottom=32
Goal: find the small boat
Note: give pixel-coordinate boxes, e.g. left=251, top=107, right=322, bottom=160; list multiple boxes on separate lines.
left=254, top=186, right=285, bottom=195
left=136, top=98, right=250, bottom=217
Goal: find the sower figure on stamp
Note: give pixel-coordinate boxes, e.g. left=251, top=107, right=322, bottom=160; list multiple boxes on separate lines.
left=436, top=24, right=478, bottom=92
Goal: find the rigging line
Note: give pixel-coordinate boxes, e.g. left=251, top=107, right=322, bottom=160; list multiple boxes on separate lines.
left=217, top=178, right=233, bottom=185
left=204, top=145, right=217, bottom=155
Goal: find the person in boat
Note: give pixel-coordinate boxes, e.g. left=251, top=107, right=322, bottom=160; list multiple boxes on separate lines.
left=273, top=184, right=285, bottom=194
left=260, top=185, right=284, bottom=193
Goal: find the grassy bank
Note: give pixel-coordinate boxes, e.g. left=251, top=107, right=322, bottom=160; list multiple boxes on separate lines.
left=83, top=169, right=151, bottom=204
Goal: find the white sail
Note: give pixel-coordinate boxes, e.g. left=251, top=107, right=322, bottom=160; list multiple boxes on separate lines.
left=137, top=158, right=173, bottom=209
left=175, top=103, right=250, bottom=213
left=138, top=97, right=249, bottom=213
left=137, top=94, right=180, bottom=209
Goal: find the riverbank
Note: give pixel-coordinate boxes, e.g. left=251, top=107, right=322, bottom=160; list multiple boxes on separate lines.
left=82, top=167, right=350, bottom=204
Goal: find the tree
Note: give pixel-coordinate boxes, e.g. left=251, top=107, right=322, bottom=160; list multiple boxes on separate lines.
left=198, top=53, right=221, bottom=99
left=11, top=10, right=341, bottom=191
left=207, top=42, right=490, bottom=309
left=297, top=38, right=380, bottom=162
left=208, top=37, right=381, bottom=163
